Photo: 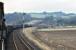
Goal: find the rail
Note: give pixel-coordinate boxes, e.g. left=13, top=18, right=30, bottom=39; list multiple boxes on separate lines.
left=13, top=30, right=34, bottom=50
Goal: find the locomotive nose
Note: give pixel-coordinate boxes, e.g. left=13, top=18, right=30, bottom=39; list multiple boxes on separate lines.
left=0, top=2, right=6, bottom=39
left=0, top=2, right=4, bottom=19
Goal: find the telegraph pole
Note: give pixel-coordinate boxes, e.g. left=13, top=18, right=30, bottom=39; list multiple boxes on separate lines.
left=0, top=2, right=6, bottom=50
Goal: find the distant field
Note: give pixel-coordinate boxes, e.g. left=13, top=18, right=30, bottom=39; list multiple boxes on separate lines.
left=37, top=28, right=76, bottom=32
left=34, top=29, right=76, bottom=50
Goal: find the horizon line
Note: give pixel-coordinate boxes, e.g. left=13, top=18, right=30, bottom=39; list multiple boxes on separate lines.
left=4, top=11, right=76, bottom=14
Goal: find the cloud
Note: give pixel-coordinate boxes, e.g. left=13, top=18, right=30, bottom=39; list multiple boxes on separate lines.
left=1, top=0, right=76, bottom=13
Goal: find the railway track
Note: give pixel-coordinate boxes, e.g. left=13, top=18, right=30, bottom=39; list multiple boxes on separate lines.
left=13, top=30, right=34, bottom=50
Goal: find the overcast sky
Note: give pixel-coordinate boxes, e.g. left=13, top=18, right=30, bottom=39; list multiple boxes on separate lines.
left=1, top=0, right=76, bottom=13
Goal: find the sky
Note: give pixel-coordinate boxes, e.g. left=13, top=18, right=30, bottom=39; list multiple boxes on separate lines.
left=1, top=0, right=76, bottom=13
